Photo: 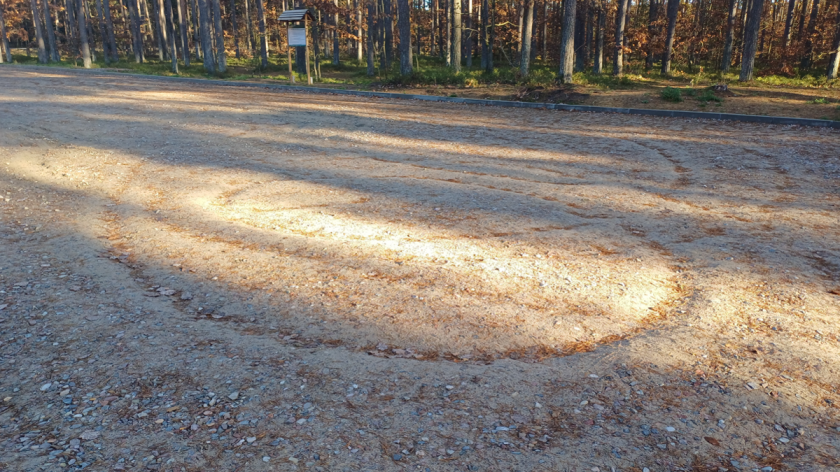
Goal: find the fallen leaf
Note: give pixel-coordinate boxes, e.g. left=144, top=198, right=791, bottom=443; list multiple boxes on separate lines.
left=704, top=437, right=721, bottom=447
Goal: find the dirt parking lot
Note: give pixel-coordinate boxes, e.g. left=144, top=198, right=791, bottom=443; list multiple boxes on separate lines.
left=1, top=67, right=839, bottom=471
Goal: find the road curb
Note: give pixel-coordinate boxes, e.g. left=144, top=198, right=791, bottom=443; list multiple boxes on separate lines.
left=6, top=64, right=840, bottom=129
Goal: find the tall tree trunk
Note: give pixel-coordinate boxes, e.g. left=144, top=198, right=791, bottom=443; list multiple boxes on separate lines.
left=519, top=0, right=533, bottom=75
left=827, top=3, right=840, bottom=79
left=452, top=0, right=461, bottom=71
left=574, top=0, right=585, bottom=70
left=30, top=0, right=49, bottom=62
left=800, top=0, right=819, bottom=69
left=85, top=0, right=97, bottom=62
left=796, top=0, right=809, bottom=42
left=95, top=0, right=110, bottom=62
left=356, top=0, right=363, bottom=61
left=383, top=0, right=393, bottom=67
left=480, top=0, right=487, bottom=67
left=366, top=2, right=375, bottom=74
left=178, top=0, right=190, bottom=63
left=42, top=0, right=59, bottom=60
left=645, top=0, right=658, bottom=71
left=612, top=0, right=628, bottom=75
left=163, top=0, right=178, bottom=71
left=333, top=0, right=340, bottom=64
left=721, top=0, right=737, bottom=71
left=542, top=0, right=548, bottom=59
left=229, top=0, right=239, bottom=58
left=211, top=0, right=225, bottom=71
left=127, top=0, right=143, bottom=61
left=197, top=0, right=215, bottom=70
left=465, top=0, right=472, bottom=67
left=782, top=0, right=795, bottom=47
left=739, top=0, right=763, bottom=81
left=102, top=0, right=119, bottom=61
left=0, top=0, right=11, bottom=63
left=153, top=0, right=165, bottom=59
left=445, top=0, right=451, bottom=65
left=557, top=0, right=575, bottom=82
left=77, top=0, right=92, bottom=66
left=397, top=0, right=411, bottom=74
left=487, top=0, right=494, bottom=71
left=254, top=0, right=266, bottom=68
left=660, top=0, right=678, bottom=74
left=593, top=2, right=604, bottom=74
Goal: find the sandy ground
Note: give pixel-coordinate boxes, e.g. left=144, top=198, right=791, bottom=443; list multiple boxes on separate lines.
left=0, top=67, right=839, bottom=471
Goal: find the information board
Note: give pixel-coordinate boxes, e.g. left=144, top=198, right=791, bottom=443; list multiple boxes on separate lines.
left=288, top=28, right=307, bottom=47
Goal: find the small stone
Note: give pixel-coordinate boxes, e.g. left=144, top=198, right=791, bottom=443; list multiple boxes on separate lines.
left=761, top=468, right=774, bottom=472
left=296, top=418, right=307, bottom=425
left=79, top=431, right=100, bottom=441
left=665, top=427, right=676, bottom=432
left=535, top=402, right=542, bottom=408
left=180, top=292, right=193, bottom=300
left=40, top=383, right=52, bottom=392
left=778, top=437, right=789, bottom=443
left=643, top=469, right=650, bottom=472
left=445, top=385, right=454, bottom=390
left=3, top=397, right=11, bottom=402
left=288, top=457, right=299, bottom=464
left=60, top=389, right=70, bottom=396
left=228, top=391, right=239, bottom=401
left=190, top=424, right=199, bottom=431
left=392, top=454, right=402, bottom=461
left=246, top=437, right=256, bottom=443
left=262, top=456, right=270, bottom=462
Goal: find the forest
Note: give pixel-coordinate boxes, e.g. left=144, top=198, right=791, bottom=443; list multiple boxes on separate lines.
left=1, top=0, right=839, bottom=83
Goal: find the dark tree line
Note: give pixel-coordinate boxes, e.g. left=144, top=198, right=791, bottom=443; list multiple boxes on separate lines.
left=1, top=0, right=838, bottom=80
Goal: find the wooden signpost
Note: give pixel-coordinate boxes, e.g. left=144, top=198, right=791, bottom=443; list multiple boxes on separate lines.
left=278, top=9, right=315, bottom=85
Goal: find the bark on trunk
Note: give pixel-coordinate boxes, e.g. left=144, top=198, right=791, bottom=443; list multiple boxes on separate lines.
left=179, top=0, right=191, bottom=64
left=645, top=0, right=658, bottom=70
left=153, top=0, right=165, bottom=59
left=797, top=0, right=808, bottom=42
left=128, top=0, right=144, bottom=61
left=480, top=0, right=488, bottom=68
left=95, top=0, right=110, bottom=62
left=30, top=0, right=49, bottom=62
left=164, top=0, right=178, bottom=71
left=0, top=0, right=11, bottom=63
left=230, top=0, right=239, bottom=58
left=445, top=0, right=451, bottom=65
left=721, top=0, right=737, bottom=72
left=211, top=0, right=225, bottom=71
left=827, top=4, right=840, bottom=79
left=333, top=0, right=340, bottom=64
left=102, top=0, right=119, bottom=61
left=77, top=0, right=92, bottom=66
left=366, top=2, right=375, bottom=74
left=383, top=0, right=393, bottom=67
left=197, top=0, right=215, bottom=70
left=397, top=0, right=411, bottom=74
left=255, top=0, right=267, bottom=68
left=782, top=0, right=794, bottom=47
left=800, top=0, right=819, bottom=69
left=739, top=0, right=764, bottom=81
left=661, top=0, right=678, bottom=74
left=452, top=0, right=461, bottom=71
left=612, top=0, right=628, bottom=76
left=593, top=2, right=603, bottom=74
left=356, top=0, right=363, bottom=61
left=42, top=0, right=59, bottom=60
left=574, top=0, right=585, bottom=70
left=557, top=0, right=575, bottom=82
left=519, top=0, right=533, bottom=75
left=465, top=0, right=472, bottom=67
